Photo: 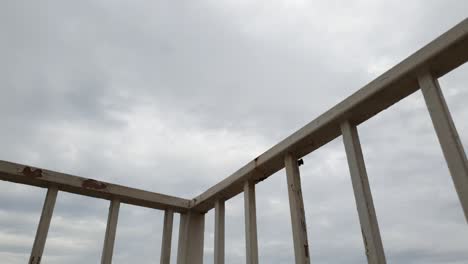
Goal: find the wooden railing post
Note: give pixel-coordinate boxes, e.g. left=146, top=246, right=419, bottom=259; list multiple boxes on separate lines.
left=285, top=154, right=311, bottom=264
left=176, top=212, right=205, bottom=264
left=29, top=187, right=58, bottom=264
left=244, top=180, right=259, bottom=264
left=214, top=200, right=225, bottom=264
left=160, top=209, right=174, bottom=264
left=101, top=199, right=120, bottom=264
left=341, top=121, right=386, bottom=264
left=418, top=70, right=468, bottom=222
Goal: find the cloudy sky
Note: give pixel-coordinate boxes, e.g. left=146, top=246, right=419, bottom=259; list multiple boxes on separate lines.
left=1, top=1, right=467, bottom=263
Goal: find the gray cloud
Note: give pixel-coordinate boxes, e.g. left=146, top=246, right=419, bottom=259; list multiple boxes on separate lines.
left=1, top=0, right=467, bottom=263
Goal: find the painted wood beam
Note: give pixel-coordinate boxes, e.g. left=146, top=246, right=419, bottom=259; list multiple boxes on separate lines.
left=0, top=160, right=190, bottom=212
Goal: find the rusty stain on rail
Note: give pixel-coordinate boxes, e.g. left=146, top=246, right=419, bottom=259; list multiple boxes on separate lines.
left=82, top=179, right=107, bottom=190
left=22, top=167, right=43, bottom=178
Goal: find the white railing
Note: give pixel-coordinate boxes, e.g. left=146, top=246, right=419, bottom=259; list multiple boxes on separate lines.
left=1, top=18, right=467, bottom=264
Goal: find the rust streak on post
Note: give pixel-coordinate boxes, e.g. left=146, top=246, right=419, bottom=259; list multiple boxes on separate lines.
left=341, top=121, right=386, bottom=264
left=285, top=153, right=310, bottom=264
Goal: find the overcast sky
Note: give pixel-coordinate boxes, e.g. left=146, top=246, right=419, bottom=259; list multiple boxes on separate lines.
left=1, top=1, right=468, bottom=264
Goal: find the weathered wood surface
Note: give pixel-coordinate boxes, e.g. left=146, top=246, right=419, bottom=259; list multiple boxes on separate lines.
left=341, top=121, right=386, bottom=263
left=0, top=160, right=190, bottom=212
left=285, top=154, right=310, bottom=264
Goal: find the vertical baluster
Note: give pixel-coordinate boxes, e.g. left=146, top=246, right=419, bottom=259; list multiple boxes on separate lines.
left=214, top=199, right=225, bottom=264
left=176, top=212, right=205, bottom=264
left=101, top=199, right=120, bottom=264
left=341, top=121, right=386, bottom=264
left=244, top=180, right=258, bottom=264
left=29, top=187, right=58, bottom=264
left=285, top=154, right=311, bottom=264
left=418, top=70, right=468, bottom=222
left=161, top=210, right=174, bottom=264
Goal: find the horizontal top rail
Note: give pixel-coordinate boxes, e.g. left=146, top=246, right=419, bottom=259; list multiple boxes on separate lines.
left=191, top=18, right=468, bottom=212
left=0, top=160, right=191, bottom=212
